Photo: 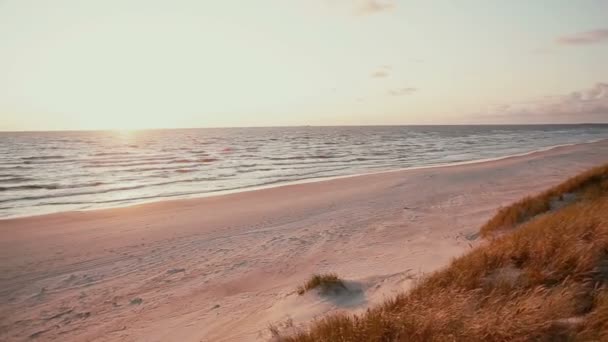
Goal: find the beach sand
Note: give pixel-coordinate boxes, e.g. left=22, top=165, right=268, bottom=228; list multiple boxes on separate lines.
left=1, top=140, right=607, bottom=341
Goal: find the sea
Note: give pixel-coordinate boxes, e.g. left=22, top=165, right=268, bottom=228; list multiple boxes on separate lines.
left=1, top=125, right=607, bottom=219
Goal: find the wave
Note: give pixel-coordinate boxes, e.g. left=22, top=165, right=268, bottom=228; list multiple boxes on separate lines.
left=22, top=155, right=65, bottom=160
left=267, top=155, right=338, bottom=161
left=0, top=177, right=226, bottom=204
left=0, top=182, right=105, bottom=192
left=91, top=152, right=133, bottom=156
left=82, top=155, right=220, bottom=168
left=253, top=166, right=351, bottom=180
left=0, top=177, right=35, bottom=183
left=85, top=155, right=176, bottom=165
left=0, top=166, right=33, bottom=171
left=189, top=150, right=210, bottom=155
left=31, top=173, right=349, bottom=207
left=84, top=160, right=193, bottom=169
left=23, top=158, right=76, bottom=165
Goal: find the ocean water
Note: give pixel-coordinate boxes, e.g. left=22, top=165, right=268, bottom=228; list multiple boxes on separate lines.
left=1, top=125, right=607, bottom=218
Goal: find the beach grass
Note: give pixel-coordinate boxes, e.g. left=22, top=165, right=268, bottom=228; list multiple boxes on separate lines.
left=297, top=273, right=346, bottom=296
left=280, top=163, right=608, bottom=341
left=480, top=162, right=608, bottom=237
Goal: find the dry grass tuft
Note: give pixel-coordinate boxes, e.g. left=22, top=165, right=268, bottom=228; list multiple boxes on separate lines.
left=297, top=273, right=346, bottom=296
left=280, top=164, right=608, bottom=341
left=480, top=163, right=608, bottom=237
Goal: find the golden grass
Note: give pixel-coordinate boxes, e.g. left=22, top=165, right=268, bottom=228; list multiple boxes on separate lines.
left=297, top=273, right=346, bottom=296
left=480, top=162, right=608, bottom=237
left=280, top=164, right=608, bottom=341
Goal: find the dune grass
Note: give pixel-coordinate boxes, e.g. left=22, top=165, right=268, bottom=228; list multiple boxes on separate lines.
left=280, top=164, right=608, bottom=341
left=297, top=273, right=346, bottom=296
left=480, top=162, right=608, bottom=237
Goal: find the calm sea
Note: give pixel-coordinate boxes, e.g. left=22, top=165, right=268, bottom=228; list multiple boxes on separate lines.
left=1, top=125, right=607, bottom=218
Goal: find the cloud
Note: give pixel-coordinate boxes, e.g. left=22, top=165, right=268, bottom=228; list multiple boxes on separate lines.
left=557, top=28, right=608, bottom=45
left=324, top=0, right=396, bottom=16
left=487, top=83, right=608, bottom=121
left=388, top=87, right=417, bottom=96
left=371, top=70, right=389, bottom=78
left=370, top=65, right=391, bottom=78
left=357, top=0, right=396, bottom=15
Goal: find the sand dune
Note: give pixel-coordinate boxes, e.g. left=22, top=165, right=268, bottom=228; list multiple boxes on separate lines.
left=1, top=140, right=607, bottom=341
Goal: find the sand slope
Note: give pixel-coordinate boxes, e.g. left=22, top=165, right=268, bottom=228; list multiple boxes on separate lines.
left=1, top=140, right=607, bottom=341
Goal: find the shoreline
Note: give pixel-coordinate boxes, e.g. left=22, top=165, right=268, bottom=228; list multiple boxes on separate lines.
left=1, top=139, right=607, bottom=341
left=2, top=137, right=606, bottom=222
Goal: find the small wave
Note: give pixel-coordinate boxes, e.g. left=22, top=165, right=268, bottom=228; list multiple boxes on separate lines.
left=0, top=184, right=148, bottom=204
left=267, top=155, right=336, bottom=161
left=173, top=159, right=194, bottom=163
left=0, top=177, right=35, bottom=183
left=255, top=166, right=350, bottom=180
left=235, top=167, right=274, bottom=174
left=369, top=151, right=391, bottom=156
left=217, top=173, right=236, bottom=178
left=84, top=159, right=197, bottom=169
left=0, top=166, right=33, bottom=171
left=0, top=177, right=223, bottom=204
left=91, top=152, right=132, bottom=156
left=33, top=181, right=285, bottom=207
left=128, top=166, right=189, bottom=173
left=189, top=150, right=209, bottom=156
left=86, top=155, right=176, bottom=165
left=22, top=155, right=65, bottom=160
left=268, top=157, right=372, bottom=167
left=23, top=158, right=75, bottom=165
left=0, top=182, right=105, bottom=192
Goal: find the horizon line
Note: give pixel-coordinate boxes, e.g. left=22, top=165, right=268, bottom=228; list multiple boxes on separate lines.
left=2, top=122, right=608, bottom=133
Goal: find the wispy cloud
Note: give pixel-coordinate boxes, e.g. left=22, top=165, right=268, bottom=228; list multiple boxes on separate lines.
left=324, top=0, right=396, bottom=16
left=388, top=87, right=417, bottom=96
left=557, top=28, right=608, bottom=45
left=487, top=83, right=608, bottom=120
left=356, top=0, right=396, bottom=15
left=371, top=70, right=389, bottom=78
left=370, top=65, right=391, bottom=78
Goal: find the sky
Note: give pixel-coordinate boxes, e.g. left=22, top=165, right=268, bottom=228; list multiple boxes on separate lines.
left=1, top=0, right=607, bottom=131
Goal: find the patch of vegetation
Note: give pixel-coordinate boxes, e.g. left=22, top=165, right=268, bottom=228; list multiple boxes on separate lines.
left=297, top=273, right=346, bottom=296
left=480, top=163, right=608, bottom=237
left=280, top=164, right=608, bottom=341
left=130, top=297, right=143, bottom=305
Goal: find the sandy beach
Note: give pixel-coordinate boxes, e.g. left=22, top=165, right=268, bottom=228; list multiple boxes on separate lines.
left=1, top=139, right=607, bottom=341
